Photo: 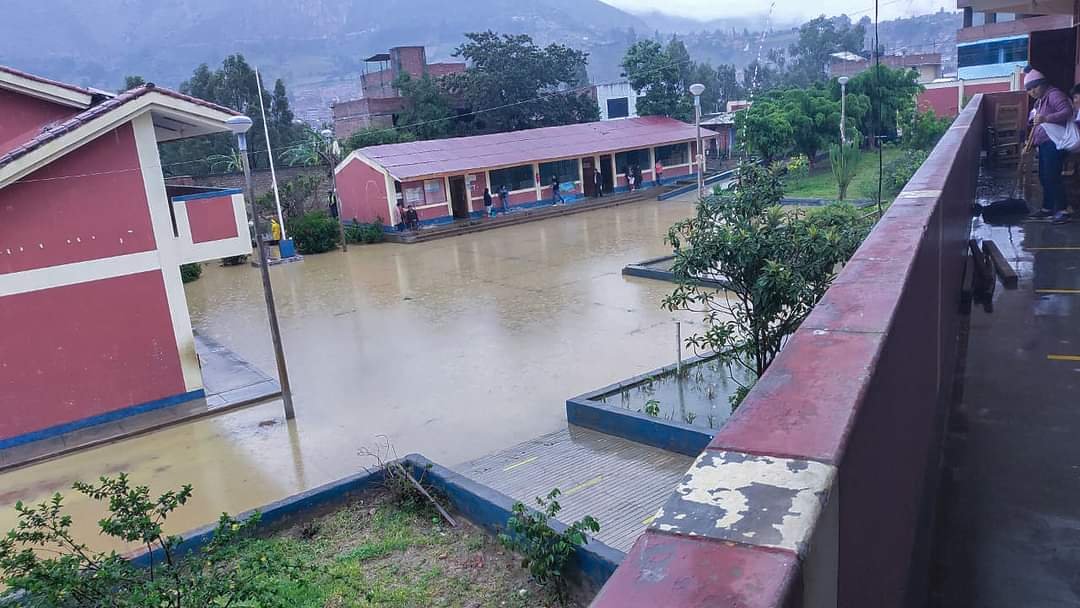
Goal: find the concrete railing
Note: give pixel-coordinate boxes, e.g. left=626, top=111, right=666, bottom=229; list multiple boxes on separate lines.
left=591, top=94, right=988, bottom=607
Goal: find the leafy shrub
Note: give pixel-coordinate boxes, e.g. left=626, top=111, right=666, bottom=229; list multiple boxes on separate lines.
left=289, top=211, right=340, bottom=254
left=0, top=474, right=303, bottom=608
left=903, top=109, right=952, bottom=151
left=180, top=262, right=202, bottom=283
left=255, top=174, right=322, bottom=219
left=859, top=148, right=929, bottom=203
left=345, top=218, right=385, bottom=244
left=500, top=489, right=600, bottom=602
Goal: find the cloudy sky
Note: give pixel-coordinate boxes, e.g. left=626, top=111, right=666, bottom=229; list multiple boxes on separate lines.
left=601, top=0, right=953, bottom=22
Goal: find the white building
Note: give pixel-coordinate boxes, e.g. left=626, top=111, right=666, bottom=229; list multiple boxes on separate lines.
left=595, top=82, right=641, bottom=120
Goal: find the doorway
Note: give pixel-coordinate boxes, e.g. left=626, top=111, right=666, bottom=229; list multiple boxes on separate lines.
left=581, top=157, right=596, bottom=197
left=599, top=155, right=614, bottom=194
left=449, top=176, right=469, bottom=219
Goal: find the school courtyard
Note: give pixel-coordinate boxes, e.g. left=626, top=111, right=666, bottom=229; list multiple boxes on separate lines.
left=0, top=194, right=703, bottom=546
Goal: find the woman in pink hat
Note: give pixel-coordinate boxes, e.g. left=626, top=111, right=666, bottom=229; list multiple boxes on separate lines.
left=1026, top=68, right=1072, bottom=224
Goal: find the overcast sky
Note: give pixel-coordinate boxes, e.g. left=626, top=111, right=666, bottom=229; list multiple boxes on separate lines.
left=600, top=0, right=953, bottom=23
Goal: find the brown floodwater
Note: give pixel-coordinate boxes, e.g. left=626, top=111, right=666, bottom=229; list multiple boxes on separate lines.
left=0, top=196, right=716, bottom=551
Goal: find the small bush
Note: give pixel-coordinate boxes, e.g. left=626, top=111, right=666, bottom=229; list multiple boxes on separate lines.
left=345, top=218, right=385, bottom=244
left=289, top=211, right=340, bottom=254
left=500, top=489, right=599, bottom=603
left=903, top=109, right=952, bottom=151
left=180, top=262, right=202, bottom=283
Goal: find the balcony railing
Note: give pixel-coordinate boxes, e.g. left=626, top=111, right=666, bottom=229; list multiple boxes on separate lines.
left=590, top=93, right=997, bottom=608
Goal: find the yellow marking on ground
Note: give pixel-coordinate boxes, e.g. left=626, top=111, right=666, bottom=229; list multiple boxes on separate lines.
left=642, top=514, right=656, bottom=525
left=1036, top=289, right=1080, bottom=294
left=502, top=456, right=537, bottom=472
left=563, top=475, right=603, bottom=496
left=1028, top=247, right=1080, bottom=251
left=1047, top=354, right=1080, bottom=362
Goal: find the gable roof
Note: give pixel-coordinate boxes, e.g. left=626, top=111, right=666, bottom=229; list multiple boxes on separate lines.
left=0, top=65, right=102, bottom=109
left=345, top=116, right=716, bottom=181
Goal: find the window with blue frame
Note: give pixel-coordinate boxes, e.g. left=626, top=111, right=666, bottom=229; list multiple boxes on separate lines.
left=606, top=97, right=630, bottom=119
left=957, top=37, right=1028, bottom=68
left=488, top=165, right=535, bottom=192
left=539, top=159, right=579, bottom=185
left=654, top=143, right=689, bottom=166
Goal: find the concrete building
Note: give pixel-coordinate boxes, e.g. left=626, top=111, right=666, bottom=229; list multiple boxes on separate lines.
left=593, top=82, right=641, bottom=120
left=0, top=65, right=252, bottom=448
left=700, top=112, right=737, bottom=157
left=334, top=116, right=716, bottom=227
left=828, top=51, right=944, bottom=83
left=331, top=46, right=466, bottom=138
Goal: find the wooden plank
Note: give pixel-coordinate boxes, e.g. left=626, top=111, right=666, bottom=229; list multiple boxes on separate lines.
left=982, top=240, right=1019, bottom=289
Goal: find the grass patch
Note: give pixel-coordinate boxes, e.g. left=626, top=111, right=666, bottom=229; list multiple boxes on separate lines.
left=224, top=490, right=566, bottom=607
left=784, top=147, right=905, bottom=202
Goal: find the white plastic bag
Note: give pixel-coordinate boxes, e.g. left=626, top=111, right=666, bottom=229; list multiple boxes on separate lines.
left=1039, top=120, right=1080, bottom=151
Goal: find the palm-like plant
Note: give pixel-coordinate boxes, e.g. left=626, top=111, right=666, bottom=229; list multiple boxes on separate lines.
left=207, top=149, right=244, bottom=174
left=829, top=142, right=859, bottom=201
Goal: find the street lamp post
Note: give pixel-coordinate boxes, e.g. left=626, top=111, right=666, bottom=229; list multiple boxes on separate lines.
left=689, top=82, right=706, bottom=198
left=320, top=129, right=348, bottom=253
left=227, top=115, right=295, bottom=420
left=838, top=76, right=850, bottom=145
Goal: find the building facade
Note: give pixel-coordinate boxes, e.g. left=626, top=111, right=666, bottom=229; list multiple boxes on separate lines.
left=334, top=116, right=715, bottom=227
left=828, top=52, right=944, bottom=83
left=0, top=66, right=252, bottom=448
left=331, top=46, right=466, bottom=138
left=594, top=82, right=641, bottom=120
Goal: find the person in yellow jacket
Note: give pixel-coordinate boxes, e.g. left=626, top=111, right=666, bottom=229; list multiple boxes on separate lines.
left=270, top=217, right=282, bottom=258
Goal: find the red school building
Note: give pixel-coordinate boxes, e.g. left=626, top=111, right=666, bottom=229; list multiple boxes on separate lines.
left=334, top=116, right=717, bottom=227
left=0, top=65, right=253, bottom=448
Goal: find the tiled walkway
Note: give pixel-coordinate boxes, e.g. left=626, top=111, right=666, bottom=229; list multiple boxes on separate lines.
left=457, top=426, right=692, bottom=553
left=932, top=214, right=1080, bottom=607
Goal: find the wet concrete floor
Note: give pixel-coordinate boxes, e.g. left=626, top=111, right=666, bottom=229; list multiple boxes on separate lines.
left=0, top=196, right=707, bottom=552
left=933, top=215, right=1080, bottom=607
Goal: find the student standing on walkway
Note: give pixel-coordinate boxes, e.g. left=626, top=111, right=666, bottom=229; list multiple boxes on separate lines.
left=551, top=175, right=565, bottom=205
left=499, top=184, right=510, bottom=214
left=654, top=159, right=664, bottom=186
left=483, top=187, right=495, bottom=217
left=1026, top=69, right=1072, bottom=224
left=593, top=168, right=603, bottom=198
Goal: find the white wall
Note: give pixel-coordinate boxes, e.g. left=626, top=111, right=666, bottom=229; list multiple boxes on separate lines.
left=596, top=82, right=641, bottom=120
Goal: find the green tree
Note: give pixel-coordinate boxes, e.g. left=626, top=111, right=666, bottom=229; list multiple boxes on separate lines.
left=663, top=164, right=870, bottom=407
left=443, top=31, right=598, bottom=133
left=735, top=99, right=793, bottom=161
left=902, top=108, right=952, bottom=151
left=787, top=15, right=867, bottom=85
left=621, top=39, right=693, bottom=120
left=742, top=59, right=783, bottom=93
left=121, top=75, right=145, bottom=91
left=394, top=72, right=455, bottom=140
left=715, top=63, right=745, bottom=107
left=341, top=127, right=416, bottom=155
left=829, top=142, right=859, bottom=200
left=847, top=64, right=923, bottom=144
left=775, top=87, right=844, bottom=165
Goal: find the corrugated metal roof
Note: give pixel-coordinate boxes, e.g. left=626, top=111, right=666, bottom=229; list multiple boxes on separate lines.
left=358, top=116, right=716, bottom=181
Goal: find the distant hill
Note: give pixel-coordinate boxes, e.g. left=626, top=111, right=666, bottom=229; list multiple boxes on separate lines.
left=0, top=2, right=962, bottom=122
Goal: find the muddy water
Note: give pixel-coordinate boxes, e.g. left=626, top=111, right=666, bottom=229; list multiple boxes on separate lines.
left=0, top=197, right=713, bottom=551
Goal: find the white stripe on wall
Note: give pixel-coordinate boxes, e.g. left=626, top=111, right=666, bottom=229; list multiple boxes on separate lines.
left=0, top=250, right=160, bottom=297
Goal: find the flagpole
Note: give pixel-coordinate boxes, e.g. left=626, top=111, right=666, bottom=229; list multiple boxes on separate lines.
left=255, top=67, right=286, bottom=239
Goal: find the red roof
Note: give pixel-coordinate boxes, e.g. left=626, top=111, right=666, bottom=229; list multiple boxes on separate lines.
left=0, top=64, right=98, bottom=98
left=358, top=116, right=715, bottom=181
left=0, top=83, right=240, bottom=169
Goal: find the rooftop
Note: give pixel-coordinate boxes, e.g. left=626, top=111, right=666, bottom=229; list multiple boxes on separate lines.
left=348, top=116, right=715, bottom=181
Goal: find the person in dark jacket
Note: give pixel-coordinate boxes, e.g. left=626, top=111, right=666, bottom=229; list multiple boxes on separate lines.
left=498, top=184, right=510, bottom=213
left=483, top=188, right=495, bottom=217
left=551, top=174, right=565, bottom=205
left=593, top=168, right=603, bottom=198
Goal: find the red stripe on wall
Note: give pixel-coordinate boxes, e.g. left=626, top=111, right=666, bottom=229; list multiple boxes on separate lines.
left=185, top=195, right=239, bottom=243
left=0, top=123, right=156, bottom=275
left=0, top=270, right=186, bottom=440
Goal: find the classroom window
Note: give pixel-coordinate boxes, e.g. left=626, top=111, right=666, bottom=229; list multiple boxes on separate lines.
left=654, top=143, right=688, bottom=166
left=539, top=159, right=579, bottom=185
left=614, top=149, right=650, bottom=174
left=488, top=165, right=534, bottom=192
left=606, top=97, right=630, bottom=119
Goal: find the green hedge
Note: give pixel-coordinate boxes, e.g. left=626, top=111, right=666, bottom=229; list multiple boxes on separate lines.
left=180, top=263, right=202, bottom=283
left=289, top=211, right=340, bottom=254
left=345, top=219, right=385, bottom=244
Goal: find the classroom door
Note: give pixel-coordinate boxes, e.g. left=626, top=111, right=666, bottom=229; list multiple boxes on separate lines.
left=581, top=157, right=596, bottom=196
left=449, top=176, right=470, bottom=219
left=599, top=154, right=614, bottom=193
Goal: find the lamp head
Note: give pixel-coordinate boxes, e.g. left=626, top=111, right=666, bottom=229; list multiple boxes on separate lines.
left=689, top=83, right=706, bottom=97
left=320, top=128, right=334, bottom=139
left=225, top=115, right=253, bottom=135
left=838, top=76, right=849, bottom=87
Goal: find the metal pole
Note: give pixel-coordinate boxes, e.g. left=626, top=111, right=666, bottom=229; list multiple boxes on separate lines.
left=254, top=68, right=287, bottom=239
left=676, top=321, right=683, bottom=376
left=322, top=130, right=348, bottom=253
left=840, top=83, right=847, bottom=145
left=694, top=95, right=704, bottom=198
left=238, top=131, right=295, bottom=420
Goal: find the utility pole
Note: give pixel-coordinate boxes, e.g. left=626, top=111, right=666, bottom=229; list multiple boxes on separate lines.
left=690, top=83, right=706, bottom=198
left=227, top=115, right=296, bottom=420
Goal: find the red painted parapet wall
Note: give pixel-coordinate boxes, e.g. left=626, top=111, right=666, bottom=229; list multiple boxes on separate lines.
left=592, top=94, right=987, bottom=607
left=184, top=194, right=240, bottom=244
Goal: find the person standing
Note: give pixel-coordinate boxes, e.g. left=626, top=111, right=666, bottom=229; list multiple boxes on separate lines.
left=654, top=159, right=664, bottom=186
left=551, top=174, right=565, bottom=205
left=629, top=164, right=638, bottom=191
left=593, top=168, right=603, bottom=198
left=483, top=187, right=495, bottom=217
left=499, top=184, right=510, bottom=214
left=395, top=201, right=407, bottom=231
left=1026, top=69, right=1072, bottom=224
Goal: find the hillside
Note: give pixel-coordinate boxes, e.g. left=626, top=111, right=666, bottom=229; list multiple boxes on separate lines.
left=0, top=2, right=962, bottom=122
